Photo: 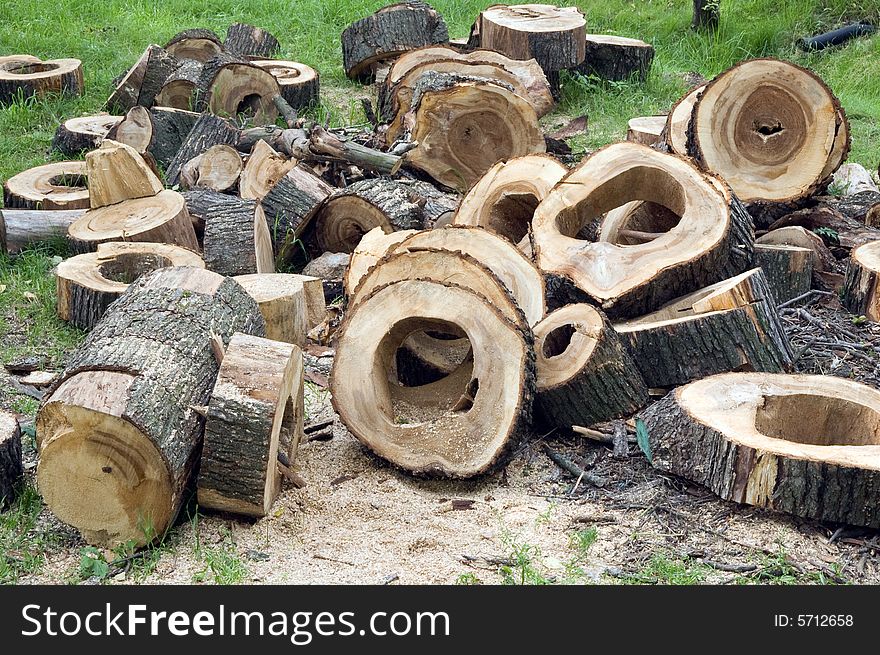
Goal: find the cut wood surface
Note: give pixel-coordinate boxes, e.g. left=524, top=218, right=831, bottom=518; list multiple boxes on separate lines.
left=331, top=278, right=534, bottom=478
left=0, top=57, right=83, bottom=104
left=756, top=225, right=835, bottom=272
left=164, top=28, right=223, bottom=63
left=196, top=52, right=281, bottom=125
left=453, top=154, right=567, bottom=249
left=224, top=23, right=281, bottom=59
left=534, top=142, right=754, bottom=318
left=402, top=72, right=545, bottom=192
left=313, top=178, right=425, bottom=253
left=614, top=268, right=793, bottom=388
left=663, top=84, right=703, bottom=155
left=56, top=241, right=205, bottom=330
left=626, top=115, right=666, bottom=147
left=67, top=189, right=199, bottom=254
left=0, top=208, right=86, bottom=253
left=687, top=58, right=847, bottom=205
left=392, top=226, right=546, bottom=327
left=641, top=373, right=880, bottom=528
left=233, top=273, right=316, bottom=345
left=198, top=333, right=302, bottom=517
left=238, top=139, right=294, bottom=201
left=185, top=189, right=274, bottom=277
left=0, top=411, right=23, bottom=509
left=478, top=4, right=586, bottom=73
left=36, top=267, right=265, bottom=547
left=754, top=244, right=813, bottom=304
left=3, top=161, right=90, bottom=210
left=344, top=226, right=419, bottom=296
left=251, top=60, right=320, bottom=110
left=535, top=303, right=648, bottom=429
left=154, top=59, right=203, bottom=110
left=260, top=164, right=333, bottom=260
left=576, top=35, right=654, bottom=82
left=165, top=113, right=240, bottom=187
left=179, top=144, right=242, bottom=192
left=84, top=139, right=164, bottom=208
left=106, top=45, right=178, bottom=111
left=52, top=114, right=122, bottom=156
left=842, top=241, right=880, bottom=321
left=108, top=106, right=200, bottom=171
left=342, top=1, right=449, bottom=80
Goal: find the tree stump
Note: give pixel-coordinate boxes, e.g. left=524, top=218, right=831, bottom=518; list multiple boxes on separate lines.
left=331, top=279, right=535, bottom=478
left=195, top=53, right=281, bottom=125
left=535, top=303, right=647, bottom=429
left=165, top=113, right=240, bottom=187
left=402, top=71, right=545, bottom=192
left=842, top=241, right=880, bottom=321
left=640, top=373, right=880, bottom=528
left=756, top=225, right=835, bottom=272
left=179, top=144, right=242, bottom=192
left=692, top=0, right=720, bottom=30
left=614, top=268, right=793, bottom=388
left=0, top=412, right=23, bottom=509
left=238, top=139, right=294, bottom=201
left=251, top=60, right=319, bottom=110
left=0, top=208, right=85, bottom=254
left=224, top=23, right=281, bottom=59
left=452, top=154, right=567, bottom=249
left=345, top=226, right=420, bottom=296
left=36, top=267, right=265, bottom=546
left=313, top=178, right=425, bottom=253
left=108, top=106, right=200, bottom=171
left=626, top=115, right=666, bottom=147
left=163, top=28, right=223, bottom=63
left=576, top=35, right=654, bottom=82
left=754, top=244, right=813, bottom=304
left=85, top=140, right=164, bottom=208
left=52, top=114, right=122, bottom=156
left=533, top=142, right=754, bottom=319
left=106, top=45, right=178, bottom=111
left=154, top=59, right=202, bottom=110
left=0, top=57, right=83, bottom=104
left=198, top=333, right=302, bottom=517
left=184, top=189, right=274, bottom=277
left=67, top=189, right=199, bottom=254
left=260, top=164, right=333, bottom=260
left=4, top=161, right=90, bottom=210
left=56, top=242, right=205, bottom=330
left=233, top=273, right=316, bottom=345
left=342, top=1, right=449, bottom=80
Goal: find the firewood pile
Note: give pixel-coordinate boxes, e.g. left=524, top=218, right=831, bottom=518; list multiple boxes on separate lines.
left=2, top=3, right=880, bottom=547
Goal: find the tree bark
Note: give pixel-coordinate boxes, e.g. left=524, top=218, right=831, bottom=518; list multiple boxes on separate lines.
left=154, top=59, right=203, bottom=110
left=0, top=57, right=83, bottom=104
left=108, top=106, right=200, bottom=171
left=576, top=35, right=654, bottom=82
left=165, top=113, right=240, bottom=187
left=692, top=0, right=720, bottom=30
left=195, top=52, right=280, bottom=125
left=52, top=115, right=122, bottom=156
left=0, top=208, right=85, bottom=253
left=163, top=28, right=223, bottom=63
left=223, top=23, right=281, bottom=59
left=36, top=267, right=265, bottom=546
left=260, top=164, right=333, bottom=261
left=251, top=60, right=319, bottom=110
left=0, top=412, right=23, bottom=509
left=753, top=244, right=813, bottom=304
left=105, top=45, right=178, bottom=111
left=842, top=241, right=880, bottom=320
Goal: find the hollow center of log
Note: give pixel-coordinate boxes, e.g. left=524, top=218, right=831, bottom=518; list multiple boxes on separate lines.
left=99, top=254, right=173, bottom=284
left=237, top=93, right=263, bottom=118
left=607, top=201, right=682, bottom=246
left=755, top=393, right=880, bottom=446
left=9, top=62, right=59, bottom=75
left=49, top=174, right=88, bottom=190
left=489, top=192, right=540, bottom=244
left=755, top=121, right=784, bottom=137
left=542, top=324, right=575, bottom=358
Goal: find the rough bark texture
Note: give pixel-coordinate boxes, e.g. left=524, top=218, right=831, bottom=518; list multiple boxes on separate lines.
left=535, top=308, right=648, bottom=430
left=0, top=208, right=85, bottom=253
left=342, top=1, right=449, bottom=80
left=165, top=113, right=240, bottom=186
left=260, top=164, right=333, bottom=259
left=0, top=412, right=23, bottom=509
left=224, top=23, right=281, bottom=58
left=640, top=385, right=880, bottom=528
left=194, top=52, right=280, bottom=124
left=575, top=36, right=654, bottom=82
left=754, top=244, right=813, bottom=305
left=145, top=107, right=201, bottom=169
left=842, top=247, right=880, bottom=320
left=52, top=115, right=121, bottom=156
left=0, top=58, right=84, bottom=104
left=398, top=178, right=460, bottom=228
left=106, top=45, right=178, bottom=111
left=692, top=0, right=720, bottom=30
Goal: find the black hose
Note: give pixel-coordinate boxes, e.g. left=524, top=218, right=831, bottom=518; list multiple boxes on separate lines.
left=798, top=22, right=876, bottom=51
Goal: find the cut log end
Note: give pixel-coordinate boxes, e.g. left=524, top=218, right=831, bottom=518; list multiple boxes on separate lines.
left=842, top=241, right=880, bottom=321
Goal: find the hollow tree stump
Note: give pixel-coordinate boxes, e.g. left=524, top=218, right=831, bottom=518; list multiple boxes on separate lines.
left=163, top=28, right=223, bottom=63
left=614, top=268, right=793, bottom=388
left=4, top=161, right=90, bottom=210
left=36, top=267, right=266, bottom=546
left=223, top=23, right=281, bottom=59
left=753, top=244, right=813, bottom=304
left=84, top=140, right=164, bottom=208
left=342, top=1, right=449, bottom=80
left=198, top=333, right=303, bottom=517
left=0, top=57, right=83, bottom=104
left=251, top=60, right=319, bottom=110
left=195, top=52, right=281, bottom=125
left=52, top=114, right=122, bottom=156
left=108, top=106, right=200, bottom=171
left=106, top=45, right=178, bottom=111
left=842, top=241, right=880, bottom=321
left=56, top=242, right=205, bottom=330
left=576, top=35, right=654, bottom=82
left=535, top=303, right=647, bottom=429
left=0, top=412, right=23, bottom=509
left=165, top=113, right=240, bottom=187
left=640, top=373, right=880, bottom=528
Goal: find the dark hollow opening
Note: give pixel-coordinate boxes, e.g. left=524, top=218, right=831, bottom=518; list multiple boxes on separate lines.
left=755, top=122, right=784, bottom=136
left=542, top=324, right=575, bottom=358
left=10, top=62, right=59, bottom=75
left=236, top=93, right=262, bottom=118
left=99, top=254, right=173, bottom=284
left=488, top=193, right=540, bottom=244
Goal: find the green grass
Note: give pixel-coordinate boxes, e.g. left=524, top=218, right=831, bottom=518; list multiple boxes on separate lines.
left=190, top=513, right=248, bottom=585
left=620, top=553, right=712, bottom=585
left=0, top=481, right=58, bottom=583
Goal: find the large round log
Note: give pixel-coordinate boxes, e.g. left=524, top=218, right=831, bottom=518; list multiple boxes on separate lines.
left=36, top=267, right=266, bottom=546
left=0, top=411, right=23, bottom=509
left=754, top=244, right=813, bottom=304
left=84, top=139, right=164, bottom=208
left=67, top=189, right=199, bottom=254
left=52, top=114, right=122, bottom=156
left=0, top=208, right=86, bottom=254
left=165, top=113, right=240, bottom=187
left=614, top=268, right=793, bottom=388
left=402, top=72, right=545, bottom=192
left=342, top=1, right=449, bottom=80
left=251, top=60, right=319, bottom=110
left=842, top=240, right=880, bottom=321
left=313, top=178, right=424, bottom=253
left=106, top=45, right=178, bottom=111
left=576, top=35, right=654, bottom=82
left=108, top=106, right=200, bottom=171
left=196, top=53, right=281, bottom=125
left=331, top=279, right=535, bottom=477
left=223, top=23, right=281, bottom=59
left=640, top=373, right=880, bottom=528
left=533, top=142, right=754, bottom=319
left=4, top=161, right=90, bottom=210
left=452, top=154, right=567, bottom=249
left=0, top=57, right=83, bottom=104
left=198, top=333, right=301, bottom=517
left=535, top=303, right=647, bottom=429
left=164, top=28, right=223, bottom=63
left=56, top=241, right=205, bottom=330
